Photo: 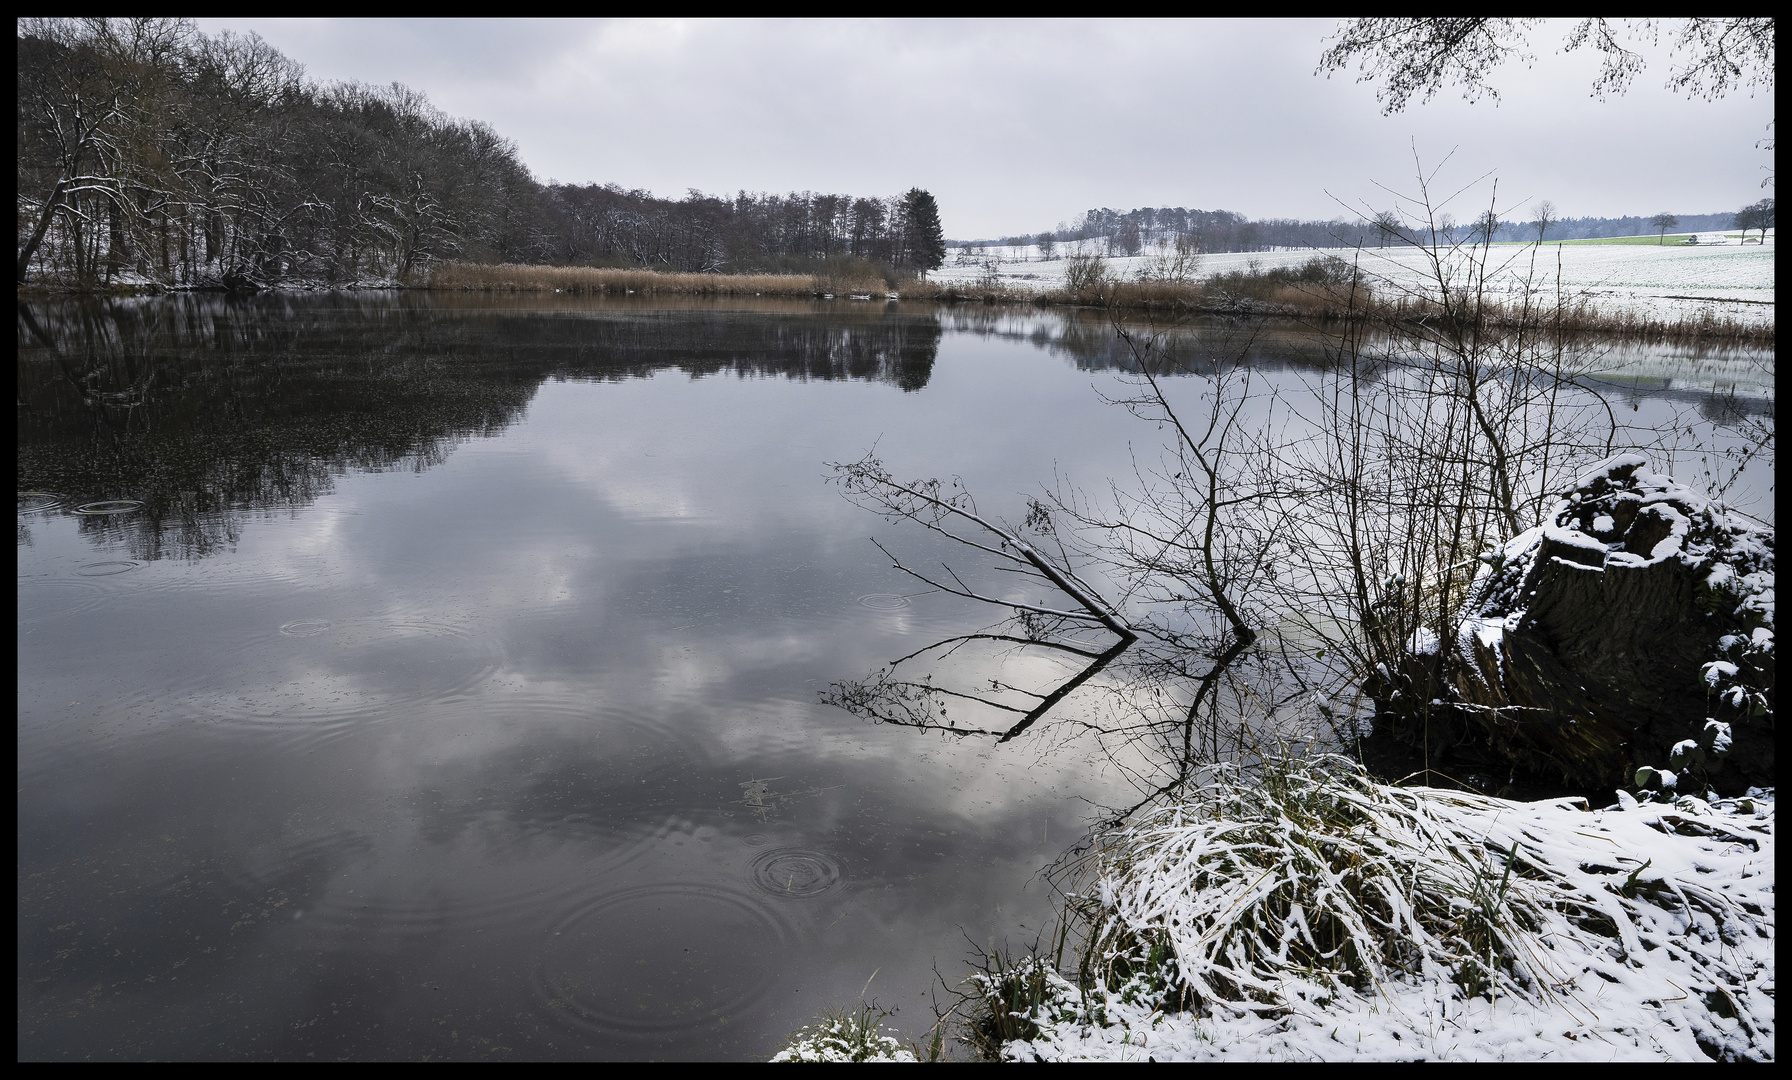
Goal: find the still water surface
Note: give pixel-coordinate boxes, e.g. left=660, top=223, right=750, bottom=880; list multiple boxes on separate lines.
left=17, top=295, right=1772, bottom=1059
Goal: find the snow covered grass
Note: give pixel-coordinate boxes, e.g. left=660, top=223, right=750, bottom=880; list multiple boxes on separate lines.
left=772, top=1003, right=925, bottom=1062
left=976, top=756, right=1773, bottom=1061
left=932, top=240, right=1774, bottom=330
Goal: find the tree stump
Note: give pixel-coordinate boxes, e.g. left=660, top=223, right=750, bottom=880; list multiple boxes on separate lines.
left=1377, top=456, right=1774, bottom=797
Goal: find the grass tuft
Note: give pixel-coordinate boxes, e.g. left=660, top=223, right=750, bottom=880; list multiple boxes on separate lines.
left=771, top=1002, right=921, bottom=1063
left=961, top=947, right=1082, bottom=1059
left=1068, top=755, right=1582, bottom=1011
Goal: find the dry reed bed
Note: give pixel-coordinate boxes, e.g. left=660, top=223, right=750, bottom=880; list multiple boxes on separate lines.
left=427, top=262, right=888, bottom=298
left=1366, top=293, right=1774, bottom=347
left=909, top=278, right=1773, bottom=344
left=428, top=263, right=1771, bottom=344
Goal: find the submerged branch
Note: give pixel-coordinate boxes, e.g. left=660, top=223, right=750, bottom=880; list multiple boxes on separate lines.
left=823, top=454, right=1141, bottom=744
left=997, top=636, right=1135, bottom=744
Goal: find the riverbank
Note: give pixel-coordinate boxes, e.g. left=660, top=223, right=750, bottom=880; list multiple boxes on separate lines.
left=18, top=257, right=1773, bottom=346
left=428, top=261, right=1770, bottom=345
left=986, top=768, right=1776, bottom=1062
left=776, top=760, right=1776, bottom=1062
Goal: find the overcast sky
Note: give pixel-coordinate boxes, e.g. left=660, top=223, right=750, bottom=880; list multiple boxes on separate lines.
left=194, top=18, right=1774, bottom=240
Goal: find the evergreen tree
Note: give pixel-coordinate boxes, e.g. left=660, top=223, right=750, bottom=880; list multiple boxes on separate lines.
left=902, top=188, right=946, bottom=278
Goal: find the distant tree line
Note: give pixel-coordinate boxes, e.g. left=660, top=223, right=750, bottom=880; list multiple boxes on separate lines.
left=539, top=184, right=945, bottom=277
left=963, top=204, right=1763, bottom=255
left=17, top=18, right=946, bottom=289
left=1518, top=211, right=1751, bottom=242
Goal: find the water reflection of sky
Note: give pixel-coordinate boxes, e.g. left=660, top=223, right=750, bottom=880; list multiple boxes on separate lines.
left=17, top=298, right=1774, bottom=1059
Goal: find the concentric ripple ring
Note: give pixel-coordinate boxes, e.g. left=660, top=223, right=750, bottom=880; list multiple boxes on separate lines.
left=749, top=847, right=842, bottom=899
left=856, top=593, right=911, bottom=611
left=76, top=561, right=143, bottom=577
left=279, top=619, right=333, bottom=637
left=72, top=499, right=144, bottom=516
left=18, top=492, right=66, bottom=513
left=531, top=883, right=791, bottom=1035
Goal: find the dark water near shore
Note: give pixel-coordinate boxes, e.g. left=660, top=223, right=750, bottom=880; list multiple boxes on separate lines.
left=17, top=294, right=1773, bottom=1059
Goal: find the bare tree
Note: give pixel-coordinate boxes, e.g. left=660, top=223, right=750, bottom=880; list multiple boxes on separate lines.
left=15, top=18, right=196, bottom=284
left=1475, top=209, right=1501, bottom=244
left=1651, top=212, right=1679, bottom=244
left=1113, top=220, right=1143, bottom=257
left=1532, top=200, right=1556, bottom=243
left=1374, top=210, right=1403, bottom=247
left=822, top=460, right=1137, bottom=744
left=16, top=20, right=944, bottom=288
left=1319, top=18, right=1776, bottom=194
left=1318, top=18, right=1774, bottom=113
left=1037, top=232, right=1056, bottom=261
left=1734, top=197, right=1774, bottom=243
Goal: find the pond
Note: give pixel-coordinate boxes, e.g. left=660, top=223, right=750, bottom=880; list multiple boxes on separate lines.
left=16, top=294, right=1774, bottom=1059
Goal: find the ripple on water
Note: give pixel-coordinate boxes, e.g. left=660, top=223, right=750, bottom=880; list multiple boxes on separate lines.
left=748, top=847, right=844, bottom=900
left=75, top=560, right=144, bottom=577
left=17, top=578, right=110, bottom=620
left=856, top=593, right=912, bottom=611
left=577, top=813, right=712, bottom=870
left=212, top=816, right=710, bottom=947
left=444, top=691, right=710, bottom=772
left=279, top=619, right=333, bottom=636
left=531, top=883, right=792, bottom=1036
left=17, top=492, right=66, bottom=514
left=72, top=499, right=144, bottom=516
left=104, top=829, right=382, bottom=961
left=291, top=853, right=590, bottom=943
left=195, top=829, right=375, bottom=908
left=173, top=615, right=505, bottom=745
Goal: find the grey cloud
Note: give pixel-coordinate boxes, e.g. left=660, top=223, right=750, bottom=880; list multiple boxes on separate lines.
left=196, top=19, right=1772, bottom=241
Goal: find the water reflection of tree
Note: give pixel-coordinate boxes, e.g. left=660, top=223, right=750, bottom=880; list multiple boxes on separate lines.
left=941, top=307, right=1380, bottom=376
left=17, top=297, right=944, bottom=561
left=573, top=310, right=940, bottom=389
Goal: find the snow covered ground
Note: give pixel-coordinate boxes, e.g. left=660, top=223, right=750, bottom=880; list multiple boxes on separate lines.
left=996, top=784, right=1775, bottom=1062
left=935, top=236, right=1775, bottom=327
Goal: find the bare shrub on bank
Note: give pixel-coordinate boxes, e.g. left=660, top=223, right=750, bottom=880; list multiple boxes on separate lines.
left=1062, top=250, right=1111, bottom=302
left=1136, top=235, right=1203, bottom=286
left=824, top=157, right=1772, bottom=817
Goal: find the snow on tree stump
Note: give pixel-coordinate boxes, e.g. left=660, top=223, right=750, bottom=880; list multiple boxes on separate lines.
left=1385, top=455, right=1774, bottom=796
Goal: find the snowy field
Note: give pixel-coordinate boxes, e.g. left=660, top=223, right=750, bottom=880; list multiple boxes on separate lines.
left=935, top=235, right=1775, bottom=327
